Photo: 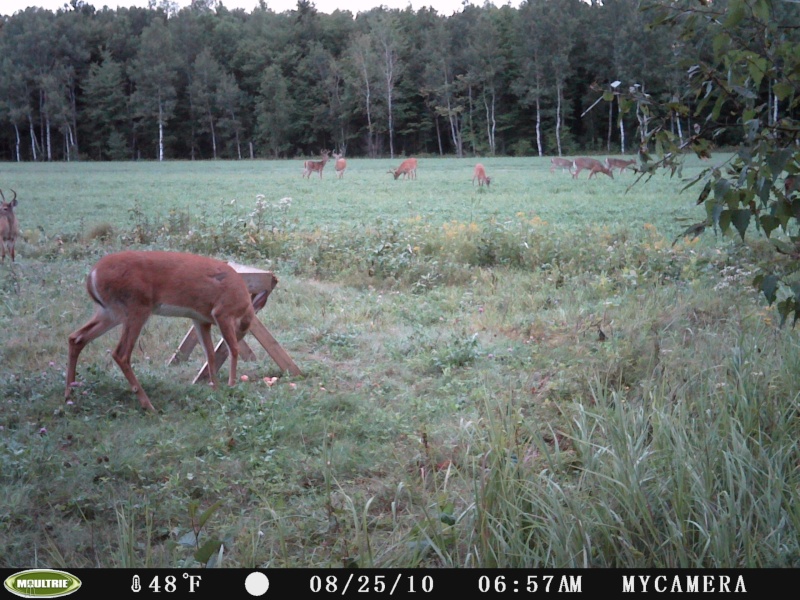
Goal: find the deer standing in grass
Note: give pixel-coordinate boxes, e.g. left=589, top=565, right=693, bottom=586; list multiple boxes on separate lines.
left=0, top=189, right=19, bottom=262
left=472, top=163, right=491, bottom=187
left=388, top=157, right=417, bottom=180
left=302, top=150, right=330, bottom=179
left=604, top=157, right=636, bottom=174
left=550, top=157, right=574, bottom=175
left=65, top=251, right=260, bottom=412
left=572, top=157, right=614, bottom=179
left=333, top=150, right=347, bottom=179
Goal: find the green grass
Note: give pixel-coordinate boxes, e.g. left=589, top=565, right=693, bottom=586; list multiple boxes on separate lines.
left=2, top=156, right=693, bottom=236
left=1, top=156, right=798, bottom=568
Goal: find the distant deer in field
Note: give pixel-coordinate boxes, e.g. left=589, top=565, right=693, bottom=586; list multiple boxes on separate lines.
left=550, top=157, right=574, bottom=175
left=472, top=163, right=491, bottom=187
left=388, top=157, right=417, bottom=180
left=785, top=175, right=799, bottom=196
left=302, top=150, right=330, bottom=179
left=65, top=250, right=261, bottom=412
left=333, top=150, right=347, bottom=179
left=0, top=189, right=19, bottom=262
left=572, top=157, right=614, bottom=180
left=604, top=157, right=637, bottom=174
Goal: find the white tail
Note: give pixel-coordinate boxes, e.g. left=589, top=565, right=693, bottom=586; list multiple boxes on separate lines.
left=65, top=251, right=258, bottom=412
left=572, top=157, right=614, bottom=180
left=604, top=157, right=636, bottom=174
left=388, top=157, right=417, bottom=180
left=550, top=157, right=574, bottom=174
left=333, top=150, right=347, bottom=179
left=0, top=189, right=19, bottom=262
left=302, top=150, right=330, bottom=179
left=472, top=163, right=491, bottom=187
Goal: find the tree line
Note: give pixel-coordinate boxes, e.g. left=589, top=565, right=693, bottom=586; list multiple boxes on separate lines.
left=0, top=0, right=795, bottom=162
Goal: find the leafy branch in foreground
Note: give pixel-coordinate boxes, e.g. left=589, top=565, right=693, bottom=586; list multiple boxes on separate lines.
left=627, top=0, right=800, bottom=324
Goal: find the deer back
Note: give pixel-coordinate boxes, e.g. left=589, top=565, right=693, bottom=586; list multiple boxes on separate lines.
left=90, top=251, right=254, bottom=326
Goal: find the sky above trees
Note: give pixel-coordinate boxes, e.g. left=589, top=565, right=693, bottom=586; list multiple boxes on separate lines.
left=1, top=0, right=505, bottom=17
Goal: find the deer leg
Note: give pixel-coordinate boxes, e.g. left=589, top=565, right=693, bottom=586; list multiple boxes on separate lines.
left=193, top=320, right=219, bottom=388
left=66, top=309, right=121, bottom=400
left=214, top=316, right=242, bottom=387
left=110, top=311, right=155, bottom=411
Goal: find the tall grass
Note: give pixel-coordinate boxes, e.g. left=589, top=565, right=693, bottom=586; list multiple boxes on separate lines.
left=0, top=157, right=798, bottom=568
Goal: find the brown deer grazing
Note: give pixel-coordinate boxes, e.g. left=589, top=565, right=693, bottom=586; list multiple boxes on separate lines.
left=302, top=150, right=330, bottom=179
left=572, top=157, right=614, bottom=179
left=333, top=150, right=347, bottom=179
left=65, top=251, right=259, bottom=412
left=388, top=157, right=417, bottom=180
left=472, top=163, right=491, bottom=187
left=604, top=157, right=637, bottom=174
left=550, top=157, right=574, bottom=175
left=0, top=189, right=19, bottom=262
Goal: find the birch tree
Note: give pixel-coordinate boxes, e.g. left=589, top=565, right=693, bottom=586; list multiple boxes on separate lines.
left=130, top=19, right=178, bottom=161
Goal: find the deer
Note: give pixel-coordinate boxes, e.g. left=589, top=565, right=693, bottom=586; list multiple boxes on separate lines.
left=472, top=163, right=491, bottom=187
left=302, top=150, right=330, bottom=179
left=785, top=175, right=799, bottom=196
left=388, top=157, right=417, bottom=180
left=572, top=157, right=614, bottom=180
left=550, top=157, right=575, bottom=175
left=333, top=150, right=347, bottom=179
left=604, top=157, right=637, bottom=174
left=65, top=251, right=262, bottom=412
left=0, top=189, right=19, bottom=263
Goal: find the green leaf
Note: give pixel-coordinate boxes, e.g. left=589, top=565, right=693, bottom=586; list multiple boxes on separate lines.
left=759, top=214, right=780, bottom=237
left=198, top=500, right=224, bottom=529
left=773, top=82, right=794, bottom=101
left=711, top=93, right=727, bottom=121
left=759, top=274, right=779, bottom=304
left=776, top=298, right=795, bottom=327
left=766, top=149, right=792, bottom=177
left=731, top=209, right=751, bottom=240
left=724, top=0, right=746, bottom=29
left=718, top=208, right=731, bottom=233
left=194, top=539, right=223, bottom=565
left=747, top=56, right=768, bottom=89
left=752, top=0, right=771, bottom=22
left=695, top=180, right=712, bottom=205
left=712, top=32, right=731, bottom=57
left=714, top=178, right=731, bottom=201
left=187, top=500, right=199, bottom=521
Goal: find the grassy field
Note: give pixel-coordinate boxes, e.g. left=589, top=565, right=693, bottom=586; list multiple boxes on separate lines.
left=1, top=156, right=799, bottom=569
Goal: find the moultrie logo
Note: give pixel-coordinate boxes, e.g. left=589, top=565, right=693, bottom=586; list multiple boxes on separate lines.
left=3, top=569, right=82, bottom=598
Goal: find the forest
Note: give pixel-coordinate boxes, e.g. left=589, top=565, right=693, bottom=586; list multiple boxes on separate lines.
left=0, top=0, right=796, bottom=162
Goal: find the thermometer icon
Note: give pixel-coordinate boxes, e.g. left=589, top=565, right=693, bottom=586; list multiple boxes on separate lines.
left=132, top=575, right=141, bottom=592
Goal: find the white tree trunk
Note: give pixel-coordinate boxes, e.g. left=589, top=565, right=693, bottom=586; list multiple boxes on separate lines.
left=14, top=124, right=21, bottom=162
left=158, top=99, right=164, bottom=162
